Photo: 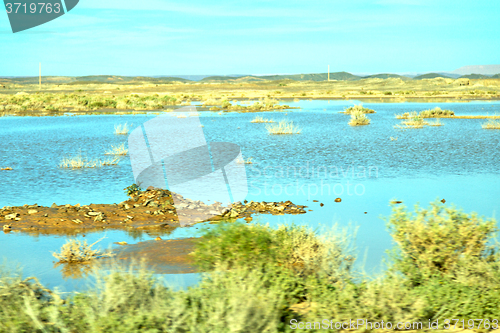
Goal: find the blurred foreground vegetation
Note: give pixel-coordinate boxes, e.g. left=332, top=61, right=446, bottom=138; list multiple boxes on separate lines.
left=1, top=201, right=500, bottom=332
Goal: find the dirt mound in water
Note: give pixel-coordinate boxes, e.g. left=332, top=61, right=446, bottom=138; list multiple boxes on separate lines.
left=0, top=187, right=307, bottom=235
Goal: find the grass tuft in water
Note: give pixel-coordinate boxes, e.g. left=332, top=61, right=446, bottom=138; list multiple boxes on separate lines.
left=104, top=142, right=128, bottom=155
left=236, top=157, right=253, bottom=164
left=427, top=118, right=443, bottom=126
left=348, top=111, right=371, bottom=126
left=52, top=237, right=115, bottom=263
left=59, top=154, right=120, bottom=168
left=394, top=113, right=427, bottom=129
left=250, top=116, right=274, bottom=123
left=419, top=107, right=454, bottom=118
left=265, top=120, right=302, bottom=134
left=343, top=104, right=375, bottom=114
left=482, top=119, right=500, bottom=129
left=114, top=122, right=131, bottom=135
left=396, top=107, right=454, bottom=119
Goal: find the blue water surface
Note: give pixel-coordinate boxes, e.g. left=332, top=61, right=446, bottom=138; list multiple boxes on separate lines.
left=1, top=100, right=499, bottom=291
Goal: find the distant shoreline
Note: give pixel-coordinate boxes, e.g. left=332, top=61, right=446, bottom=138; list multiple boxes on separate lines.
left=1, top=77, right=499, bottom=116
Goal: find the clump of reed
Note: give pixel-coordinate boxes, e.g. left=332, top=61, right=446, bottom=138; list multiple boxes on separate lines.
left=396, top=107, right=454, bottom=119
left=420, top=107, right=454, bottom=117
left=250, top=116, right=274, bottom=123
left=348, top=111, right=370, bottom=126
left=395, top=119, right=426, bottom=129
left=343, top=104, right=375, bottom=114
left=265, top=120, right=302, bottom=134
left=236, top=157, right=253, bottom=164
left=114, top=122, right=131, bottom=135
left=482, top=119, right=500, bottom=129
left=105, top=143, right=128, bottom=156
left=394, top=112, right=427, bottom=129
left=427, top=119, right=443, bottom=126
left=52, top=237, right=114, bottom=263
left=59, top=154, right=120, bottom=168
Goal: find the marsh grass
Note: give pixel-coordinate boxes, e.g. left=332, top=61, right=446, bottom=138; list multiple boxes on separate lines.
left=59, top=154, right=120, bottom=168
left=236, top=157, right=253, bottom=164
left=104, top=142, right=128, bottom=155
left=420, top=106, right=454, bottom=117
left=114, top=122, right=131, bottom=135
left=482, top=119, right=500, bottom=129
left=52, top=237, right=115, bottom=263
left=427, top=119, right=443, bottom=126
left=394, top=113, right=428, bottom=129
left=250, top=116, right=274, bottom=123
left=265, top=120, right=302, bottom=134
left=343, top=104, right=375, bottom=114
left=396, top=107, right=454, bottom=119
left=348, top=111, right=370, bottom=126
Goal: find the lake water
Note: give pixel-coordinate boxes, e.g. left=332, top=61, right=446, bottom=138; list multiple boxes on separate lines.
left=1, top=100, right=499, bottom=291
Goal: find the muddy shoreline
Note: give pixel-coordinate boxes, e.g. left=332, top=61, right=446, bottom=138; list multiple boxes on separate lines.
left=1, top=188, right=307, bottom=235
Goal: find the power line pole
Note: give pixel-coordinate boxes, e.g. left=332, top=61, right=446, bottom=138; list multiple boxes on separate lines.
left=39, top=62, right=41, bottom=90
left=328, top=65, right=330, bottom=81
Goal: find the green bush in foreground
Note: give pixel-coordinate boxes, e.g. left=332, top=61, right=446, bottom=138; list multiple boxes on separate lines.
left=386, top=200, right=497, bottom=286
left=1, top=202, right=500, bottom=332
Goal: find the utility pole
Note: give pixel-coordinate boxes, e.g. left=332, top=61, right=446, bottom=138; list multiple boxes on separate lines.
left=39, top=62, right=41, bottom=90
left=328, top=65, right=330, bottom=81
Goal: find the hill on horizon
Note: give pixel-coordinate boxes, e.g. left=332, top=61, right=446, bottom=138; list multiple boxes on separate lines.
left=413, top=73, right=453, bottom=80
left=459, top=74, right=491, bottom=79
left=452, top=64, right=500, bottom=75
left=2, top=70, right=500, bottom=85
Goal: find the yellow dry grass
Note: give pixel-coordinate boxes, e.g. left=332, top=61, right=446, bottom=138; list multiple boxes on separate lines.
left=343, top=104, right=375, bottom=114
left=348, top=111, right=371, bottom=126
left=114, top=122, right=131, bottom=135
left=251, top=116, right=274, bottom=123
left=427, top=119, right=444, bottom=126
left=236, top=157, right=253, bottom=164
left=265, top=120, right=302, bottom=135
left=59, top=154, right=120, bottom=168
left=52, top=237, right=115, bottom=263
left=105, top=142, right=128, bottom=156
left=482, top=119, right=500, bottom=129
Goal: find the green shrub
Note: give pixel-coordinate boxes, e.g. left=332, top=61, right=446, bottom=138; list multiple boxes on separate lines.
left=385, top=200, right=497, bottom=286
left=191, top=222, right=277, bottom=271
left=124, top=183, right=141, bottom=196
left=191, top=222, right=354, bottom=282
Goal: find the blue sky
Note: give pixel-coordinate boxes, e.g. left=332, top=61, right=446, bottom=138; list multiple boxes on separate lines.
left=1, top=0, right=499, bottom=76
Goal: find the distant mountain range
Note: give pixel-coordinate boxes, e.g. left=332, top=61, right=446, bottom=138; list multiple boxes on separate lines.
left=1, top=65, right=499, bottom=84
left=451, top=65, right=500, bottom=75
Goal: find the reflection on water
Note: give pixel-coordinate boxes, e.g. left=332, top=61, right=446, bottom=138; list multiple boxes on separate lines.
left=1, top=100, right=499, bottom=291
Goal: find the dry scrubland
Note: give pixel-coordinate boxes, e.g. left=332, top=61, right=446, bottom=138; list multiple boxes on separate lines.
left=1, top=77, right=500, bottom=116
